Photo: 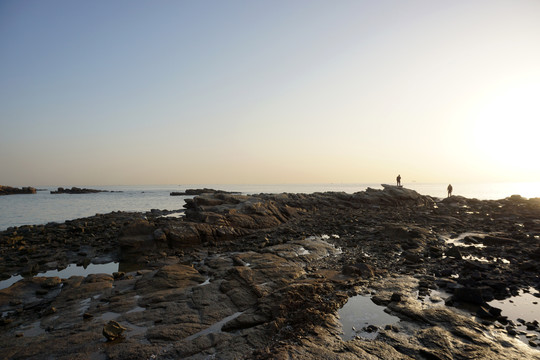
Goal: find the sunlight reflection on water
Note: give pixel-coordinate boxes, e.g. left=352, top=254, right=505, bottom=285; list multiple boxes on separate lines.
left=338, top=294, right=399, bottom=340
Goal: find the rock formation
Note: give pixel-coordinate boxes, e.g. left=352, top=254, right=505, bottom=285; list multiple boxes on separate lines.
left=0, top=185, right=36, bottom=196
left=170, top=188, right=241, bottom=196
left=50, top=187, right=111, bottom=194
left=1, top=186, right=539, bottom=359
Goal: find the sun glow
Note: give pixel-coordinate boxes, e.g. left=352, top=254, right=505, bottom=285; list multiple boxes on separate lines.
left=471, top=83, right=540, bottom=178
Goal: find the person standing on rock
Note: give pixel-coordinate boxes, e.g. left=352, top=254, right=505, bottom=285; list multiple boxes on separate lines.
left=447, top=184, right=453, bottom=197
left=396, top=175, right=401, bottom=187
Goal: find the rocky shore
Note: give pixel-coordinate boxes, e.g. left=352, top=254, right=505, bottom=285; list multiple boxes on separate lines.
left=0, top=186, right=36, bottom=196
left=1, top=186, right=539, bottom=359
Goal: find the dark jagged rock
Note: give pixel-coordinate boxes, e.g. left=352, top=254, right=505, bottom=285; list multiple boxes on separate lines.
left=355, top=184, right=435, bottom=206
left=0, top=185, right=36, bottom=196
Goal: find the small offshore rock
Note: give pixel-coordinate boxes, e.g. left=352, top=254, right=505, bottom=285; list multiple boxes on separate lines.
left=50, top=187, right=110, bottom=194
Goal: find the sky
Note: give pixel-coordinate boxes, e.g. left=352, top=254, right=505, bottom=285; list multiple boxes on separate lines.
left=1, top=0, right=539, bottom=186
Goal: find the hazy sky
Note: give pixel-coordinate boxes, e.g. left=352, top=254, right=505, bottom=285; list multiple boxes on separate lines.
left=1, top=0, right=539, bottom=186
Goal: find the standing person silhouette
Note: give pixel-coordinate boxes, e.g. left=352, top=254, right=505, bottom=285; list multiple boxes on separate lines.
left=396, top=174, right=401, bottom=187
left=447, top=184, right=453, bottom=197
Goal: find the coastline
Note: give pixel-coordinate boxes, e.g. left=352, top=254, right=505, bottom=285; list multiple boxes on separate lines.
left=1, top=186, right=539, bottom=359
left=1, top=182, right=539, bottom=231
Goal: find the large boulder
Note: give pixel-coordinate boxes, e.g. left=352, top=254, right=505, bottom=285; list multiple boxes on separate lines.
left=355, top=185, right=434, bottom=206
left=164, top=193, right=308, bottom=247
left=118, top=219, right=159, bottom=259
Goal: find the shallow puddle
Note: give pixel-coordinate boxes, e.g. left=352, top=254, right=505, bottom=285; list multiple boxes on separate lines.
left=338, top=295, right=400, bottom=340
left=441, top=232, right=487, bottom=248
left=462, top=255, right=510, bottom=264
left=19, top=321, right=45, bottom=337
left=184, top=311, right=244, bottom=341
left=489, top=288, right=540, bottom=325
left=99, top=312, right=121, bottom=321
left=127, top=306, right=145, bottom=314
left=418, top=289, right=451, bottom=307
left=79, top=298, right=92, bottom=315
left=159, top=211, right=185, bottom=219
left=124, top=322, right=148, bottom=339
left=321, top=234, right=340, bottom=240
left=486, top=287, right=540, bottom=346
left=0, top=275, right=24, bottom=290
left=196, top=278, right=211, bottom=287
left=0, top=262, right=119, bottom=290
left=40, top=262, right=119, bottom=278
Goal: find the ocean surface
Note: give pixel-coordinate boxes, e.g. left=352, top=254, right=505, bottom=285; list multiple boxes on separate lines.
left=1, top=182, right=539, bottom=231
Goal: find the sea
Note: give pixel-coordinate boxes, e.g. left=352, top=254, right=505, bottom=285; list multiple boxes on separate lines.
left=1, top=182, right=539, bottom=231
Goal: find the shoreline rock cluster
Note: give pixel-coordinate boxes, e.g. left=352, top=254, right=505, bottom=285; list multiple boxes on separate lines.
left=0, top=186, right=36, bottom=196
left=170, top=188, right=241, bottom=196
left=50, top=187, right=113, bottom=194
left=1, top=186, right=539, bottom=359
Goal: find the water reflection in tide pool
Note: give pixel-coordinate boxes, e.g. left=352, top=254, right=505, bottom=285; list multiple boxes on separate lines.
left=489, top=288, right=540, bottom=324
left=0, top=262, right=119, bottom=290
left=488, top=288, right=540, bottom=346
left=338, top=295, right=400, bottom=340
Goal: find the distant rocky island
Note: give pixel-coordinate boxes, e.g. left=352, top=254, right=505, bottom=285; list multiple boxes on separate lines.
left=0, top=185, right=36, bottom=196
left=50, top=187, right=115, bottom=194
left=1, top=185, right=539, bottom=359
left=170, top=188, right=241, bottom=196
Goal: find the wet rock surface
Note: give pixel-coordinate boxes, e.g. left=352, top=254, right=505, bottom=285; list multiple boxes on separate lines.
left=1, top=186, right=539, bottom=359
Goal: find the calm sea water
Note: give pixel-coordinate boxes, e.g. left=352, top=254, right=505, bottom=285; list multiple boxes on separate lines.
left=1, top=182, right=539, bottom=231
